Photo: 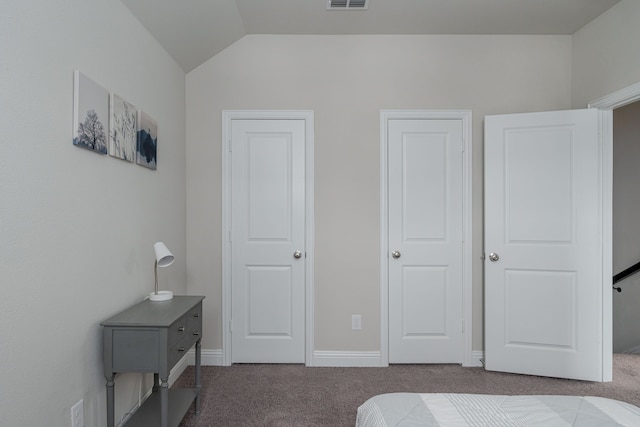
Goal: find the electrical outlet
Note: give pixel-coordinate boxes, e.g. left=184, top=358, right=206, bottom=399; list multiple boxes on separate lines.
left=352, top=314, right=362, bottom=331
left=71, top=399, right=84, bottom=427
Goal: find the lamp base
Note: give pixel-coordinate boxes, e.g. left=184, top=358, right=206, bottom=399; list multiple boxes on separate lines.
left=149, top=290, right=174, bottom=301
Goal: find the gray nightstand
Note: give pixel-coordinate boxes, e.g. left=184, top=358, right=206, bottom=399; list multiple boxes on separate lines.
left=101, top=295, right=205, bottom=427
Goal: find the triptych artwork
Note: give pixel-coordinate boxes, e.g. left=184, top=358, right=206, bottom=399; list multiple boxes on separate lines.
left=72, top=71, right=157, bottom=170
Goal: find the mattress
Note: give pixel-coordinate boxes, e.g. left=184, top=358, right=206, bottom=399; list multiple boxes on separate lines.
left=356, top=393, right=640, bottom=426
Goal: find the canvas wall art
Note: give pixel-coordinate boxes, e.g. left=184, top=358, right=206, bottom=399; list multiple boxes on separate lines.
left=136, top=111, right=157, bottom=170
left=109, top=94, right=137, bottom=162
left=73, top=71, right=109, bottom=154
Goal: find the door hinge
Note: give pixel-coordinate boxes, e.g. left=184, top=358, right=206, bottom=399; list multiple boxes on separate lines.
left=228, top=139, right=232, bottom=152
left=229, top=320, right=233, bottom=333
left=461, top=318, right=465, bottom=333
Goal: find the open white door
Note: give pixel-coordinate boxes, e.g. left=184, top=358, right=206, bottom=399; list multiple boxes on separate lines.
left=485, top=108, right=610, bottom=381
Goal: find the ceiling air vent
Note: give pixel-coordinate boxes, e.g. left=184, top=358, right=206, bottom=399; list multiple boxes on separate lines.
left=327, top=0, right=369, bottom=10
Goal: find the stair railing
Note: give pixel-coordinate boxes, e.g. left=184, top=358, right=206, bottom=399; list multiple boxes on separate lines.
left=612, top=260, right=640, bottom=292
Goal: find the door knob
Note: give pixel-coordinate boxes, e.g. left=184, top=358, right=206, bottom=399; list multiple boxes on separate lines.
left=293, top=251, right=303, bottom=259
left=391, top=250, right=401, bottom=259
left=488, top=253, right=500, bottom=262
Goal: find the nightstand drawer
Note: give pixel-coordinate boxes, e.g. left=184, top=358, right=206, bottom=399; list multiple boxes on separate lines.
left=168, top=314, right=189, bottom=347
left=111, top=329, right=160, bottom=372
left=186, top=304, right=202, bottom=331
left=167, top=303, right=202, bottom=367
left=168, top=333, right=196, bottom=369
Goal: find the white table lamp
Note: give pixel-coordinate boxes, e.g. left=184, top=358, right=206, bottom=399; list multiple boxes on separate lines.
left=150, top=241, right=175, bottom=301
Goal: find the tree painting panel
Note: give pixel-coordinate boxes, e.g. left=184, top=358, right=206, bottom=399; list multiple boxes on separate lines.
left=73, top=71, right=108, bottom=154
left=137, top=111, right=157, bottom=170
left=109, top=94, right=137, bottom=162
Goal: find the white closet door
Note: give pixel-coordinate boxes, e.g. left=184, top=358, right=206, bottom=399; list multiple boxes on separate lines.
left=388, top=119, right=464, bottom=363
left=231, top=119, right=306, bottom=363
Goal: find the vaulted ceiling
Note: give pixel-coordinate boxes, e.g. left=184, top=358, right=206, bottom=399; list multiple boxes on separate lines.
left=120, top=0, right=621, bottom=73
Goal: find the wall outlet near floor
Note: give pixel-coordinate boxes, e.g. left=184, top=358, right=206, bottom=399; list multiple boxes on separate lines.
left=352, top=314, right=362, bottom=331
left=71, top=399, right=84, bottom=427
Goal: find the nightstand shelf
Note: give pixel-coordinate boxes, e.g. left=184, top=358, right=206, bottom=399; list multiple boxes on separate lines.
left=125, top=389, right=198, bottom=427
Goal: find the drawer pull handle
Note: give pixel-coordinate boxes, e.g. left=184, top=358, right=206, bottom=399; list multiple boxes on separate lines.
left=193, top=313, right=200, bottom=318
left=193, top=331, right=200, bottom=337
left=178, top=326, right=185, bottom=332
left=178, top=347, right=186, bottom=352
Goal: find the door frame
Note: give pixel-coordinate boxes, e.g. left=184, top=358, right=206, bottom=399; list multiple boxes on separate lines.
left=221, top=110, right=315, bottom=366
left=380, top=110, right=473, bottom=366
left=588, top=81, right=640, bottom=381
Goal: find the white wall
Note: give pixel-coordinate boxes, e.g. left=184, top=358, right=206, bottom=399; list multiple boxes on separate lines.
left=572, top=0, right=640, bottom=107
left=186, top=34, right=572, bottom=354
left=0, top=1, right=185, bottom=426
left=612, top=101, right=640, bottom=353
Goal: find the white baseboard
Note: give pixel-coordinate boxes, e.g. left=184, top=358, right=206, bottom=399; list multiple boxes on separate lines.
left=185, top=349, right=384, bottom=367
left=187, top=348, right=224, bottom=366
left=312, top=350, right=485, bottom=368
left=471, top=351, right=485, bottom=367
left=173, top=349, right=225, bottom=382
left=312, top=350, right=382, bottom=367
left=169, top=354, right=190, bottom=385
left=117, top=350, right=223, bottom=427
left=181, top=348, right=485, bottom=368
left=118, top=360, right=190, bottom=427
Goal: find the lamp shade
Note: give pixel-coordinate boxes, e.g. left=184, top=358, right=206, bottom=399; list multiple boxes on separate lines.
left=150, top=242, right=175, bottom=301
left=154, top=242, right=174, bottom=267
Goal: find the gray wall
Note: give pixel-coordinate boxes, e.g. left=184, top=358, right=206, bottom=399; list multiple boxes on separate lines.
left=0, top=0, right=186, bottom=425
left=185, top=0, right=640, bottom=364
left=185, top=34, right=573, bottom=354
left=572, top=0, right=640, bottom=107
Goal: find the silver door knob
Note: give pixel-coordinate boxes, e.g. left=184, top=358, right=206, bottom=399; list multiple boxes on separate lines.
left=391, top=250, right=401, bottom=259
left=293, top=251, right=302, bottom=259
left=488, top=253, right=499, bottom=262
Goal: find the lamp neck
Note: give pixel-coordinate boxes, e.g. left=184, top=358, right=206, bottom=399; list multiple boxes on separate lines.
left=154, top=260, right=159, bottom=295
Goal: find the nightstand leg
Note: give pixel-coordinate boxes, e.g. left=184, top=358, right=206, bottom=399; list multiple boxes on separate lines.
left=106, top=374, right=115, bottom=427
left=195, top=338, right=202, bottom=415
left=160, top=377, right=169, bottom=427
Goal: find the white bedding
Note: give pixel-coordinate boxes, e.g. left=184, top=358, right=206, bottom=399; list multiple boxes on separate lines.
left=356, top=393, right=640, bottom=426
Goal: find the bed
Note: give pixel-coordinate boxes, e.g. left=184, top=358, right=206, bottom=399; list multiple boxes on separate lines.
left=356, top=393, right=640, bottom=426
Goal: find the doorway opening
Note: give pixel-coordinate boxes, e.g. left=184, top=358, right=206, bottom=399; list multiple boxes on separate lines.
left=589, top=81, right=640, bottom=375
left=611, top=100, right=640, bottom=354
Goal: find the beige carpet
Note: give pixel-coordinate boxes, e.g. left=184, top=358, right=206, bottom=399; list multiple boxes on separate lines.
left=176, top=354, right=640, bottom=426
